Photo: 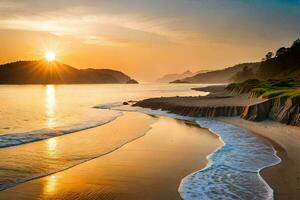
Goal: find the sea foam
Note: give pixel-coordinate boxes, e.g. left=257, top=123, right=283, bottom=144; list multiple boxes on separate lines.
left=179, top=118, right=281, bottom=200
left=111, top=105, right=281, bottom=200
left=0, top=111, right=122, bottom=148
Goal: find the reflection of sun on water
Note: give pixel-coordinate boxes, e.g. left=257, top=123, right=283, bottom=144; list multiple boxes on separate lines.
left=43, top=175, right=58, bottom=195
left=46, top=85, right=56, bottom=128
left=46, top=138, right=58, bottom=157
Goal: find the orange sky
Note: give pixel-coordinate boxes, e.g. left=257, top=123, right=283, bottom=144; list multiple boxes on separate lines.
left=0, top=0, right=299, bottom=81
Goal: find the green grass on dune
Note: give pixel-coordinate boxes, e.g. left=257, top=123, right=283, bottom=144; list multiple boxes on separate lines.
left=227, top=79, right=300, bottom=101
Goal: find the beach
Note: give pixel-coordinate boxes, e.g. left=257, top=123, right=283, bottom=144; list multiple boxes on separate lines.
left=221, top=118, right=300, bottom=200
left=132, top=85, right=300, bottom=199
left=0, top=113, right=221, bottom=200
left=0, top=84, right=299, bottom=199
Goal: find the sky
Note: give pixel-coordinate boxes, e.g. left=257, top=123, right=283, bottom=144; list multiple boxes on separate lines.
left=0, top=0, right=299, bottom=81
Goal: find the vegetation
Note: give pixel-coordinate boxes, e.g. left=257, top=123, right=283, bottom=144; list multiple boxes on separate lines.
left=231, top=65, right=255, bottom=82
left=231, top=38, right=300, bottom=82
left=258, top=38, right=300, bottom=79
left=227, top=79, right=300, bottom=101
left=181, top=62, right=260, bottom=83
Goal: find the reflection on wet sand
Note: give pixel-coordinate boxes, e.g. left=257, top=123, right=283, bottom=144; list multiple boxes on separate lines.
left=0, top=115, right=222, bottom=200
left=43, top=175, right=58, bottom=195
left=0, top=112, right=156, bottom=192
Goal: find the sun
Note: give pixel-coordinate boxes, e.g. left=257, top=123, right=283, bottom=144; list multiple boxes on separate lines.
left=45, top=51, right=56, bottom=62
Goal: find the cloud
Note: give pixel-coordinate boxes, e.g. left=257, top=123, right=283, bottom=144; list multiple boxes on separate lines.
left=1, top=0, right=299, bottom=48
left=0, top=1, right=190, bottom=47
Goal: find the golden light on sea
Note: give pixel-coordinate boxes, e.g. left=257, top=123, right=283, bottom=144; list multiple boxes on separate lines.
left=45, top=85, right=56, bottom=128
left=46, top=138, right=58, bottom=158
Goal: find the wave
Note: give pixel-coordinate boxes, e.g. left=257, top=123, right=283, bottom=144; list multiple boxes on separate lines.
left=0, top=111, right=122, bottom=148
left=179, top=119, right=281, bottom=200
left=94, top=102, right=125, bottom=109
left=109, top=105, right=281, bottom=200
left=0, top=112, right=153, bottom=191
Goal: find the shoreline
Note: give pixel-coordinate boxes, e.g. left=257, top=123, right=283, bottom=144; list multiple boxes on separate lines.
left=0, top=112, right=221, bottom=200
left=115, top=105, right=281, bottom=199
left=221, top=118, right=300, bottom=200
left=131, top=85, right=300, bottom=199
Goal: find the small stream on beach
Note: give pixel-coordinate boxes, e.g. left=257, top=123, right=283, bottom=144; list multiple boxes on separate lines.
left=110, top=104, right=281, bottom=200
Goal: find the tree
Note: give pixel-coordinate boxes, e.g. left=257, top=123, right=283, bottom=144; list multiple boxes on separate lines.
left=265, top=52, right=274, bottom=60
left=292, top=38, right=300, bottom=48
left=275, top=47, right=288, bottom=57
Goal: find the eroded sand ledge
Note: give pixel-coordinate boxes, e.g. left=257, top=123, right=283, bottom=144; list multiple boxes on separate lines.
left=134, top=85, right=300, bottom=126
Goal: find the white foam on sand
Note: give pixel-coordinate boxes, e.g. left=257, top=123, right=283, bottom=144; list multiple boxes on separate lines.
left=0, top=110, right=122, bottom=148
left=108, top=104, right=281, bottom=200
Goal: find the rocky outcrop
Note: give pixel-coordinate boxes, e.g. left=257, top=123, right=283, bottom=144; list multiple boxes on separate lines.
left=242, top=97, right=300, bottom=126
left=134, top=100, right=244, bottom=118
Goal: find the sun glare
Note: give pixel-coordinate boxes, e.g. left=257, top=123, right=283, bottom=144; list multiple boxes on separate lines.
left=45, top=51, right=56, bottom=62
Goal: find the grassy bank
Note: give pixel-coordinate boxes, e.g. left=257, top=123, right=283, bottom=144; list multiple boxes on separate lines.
left=227, top=79, right=300, bottom=101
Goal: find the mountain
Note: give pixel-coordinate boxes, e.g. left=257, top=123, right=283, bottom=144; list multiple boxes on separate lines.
left=258, top=39, right=300, bottom=79
left=0, top=61, right=138, bottom=84
left=156, top=70, right=209, bottom=83
left=173, top=63, right=260, bottom=84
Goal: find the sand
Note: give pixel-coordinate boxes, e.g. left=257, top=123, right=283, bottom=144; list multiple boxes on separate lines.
left=221, top=117, right=300, bottom=200
left=0, top=114, right=221, bottom=200
left=133, top=85, right=300, bottom=199
left=134, top=85, right=265, bottom=108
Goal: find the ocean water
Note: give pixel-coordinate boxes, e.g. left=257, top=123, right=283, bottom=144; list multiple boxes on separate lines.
left=0, top=83, right=206, bottom=191
left=111, top=105, right=281, bottom=200
left=0, top=83, right=205, bottom=146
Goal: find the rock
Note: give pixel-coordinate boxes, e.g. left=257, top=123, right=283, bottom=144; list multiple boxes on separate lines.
left=127, top=79, right=138, bottom=84
left=242, top=97, right=300, bottom=126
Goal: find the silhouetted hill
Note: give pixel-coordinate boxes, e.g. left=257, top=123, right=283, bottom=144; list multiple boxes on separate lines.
left=157, top=70, right=210, bottom=83
left=175, top=63, right=260, bottom=83
left=0, top=61, right=138, bottom=84
left=157, top=70, right=193, bottom=83
left=258, top=39, right=300, bottom=79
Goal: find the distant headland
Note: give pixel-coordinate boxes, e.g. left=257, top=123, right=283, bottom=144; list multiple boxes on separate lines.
left=0, top=60, right=138, bottom=84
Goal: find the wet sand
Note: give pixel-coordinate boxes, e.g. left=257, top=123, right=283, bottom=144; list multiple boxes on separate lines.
left=0, top=112, right=156, bottom=191
left=222, top=117, right=300, bottom=200
left=0, top=114, right=222, bottom=200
